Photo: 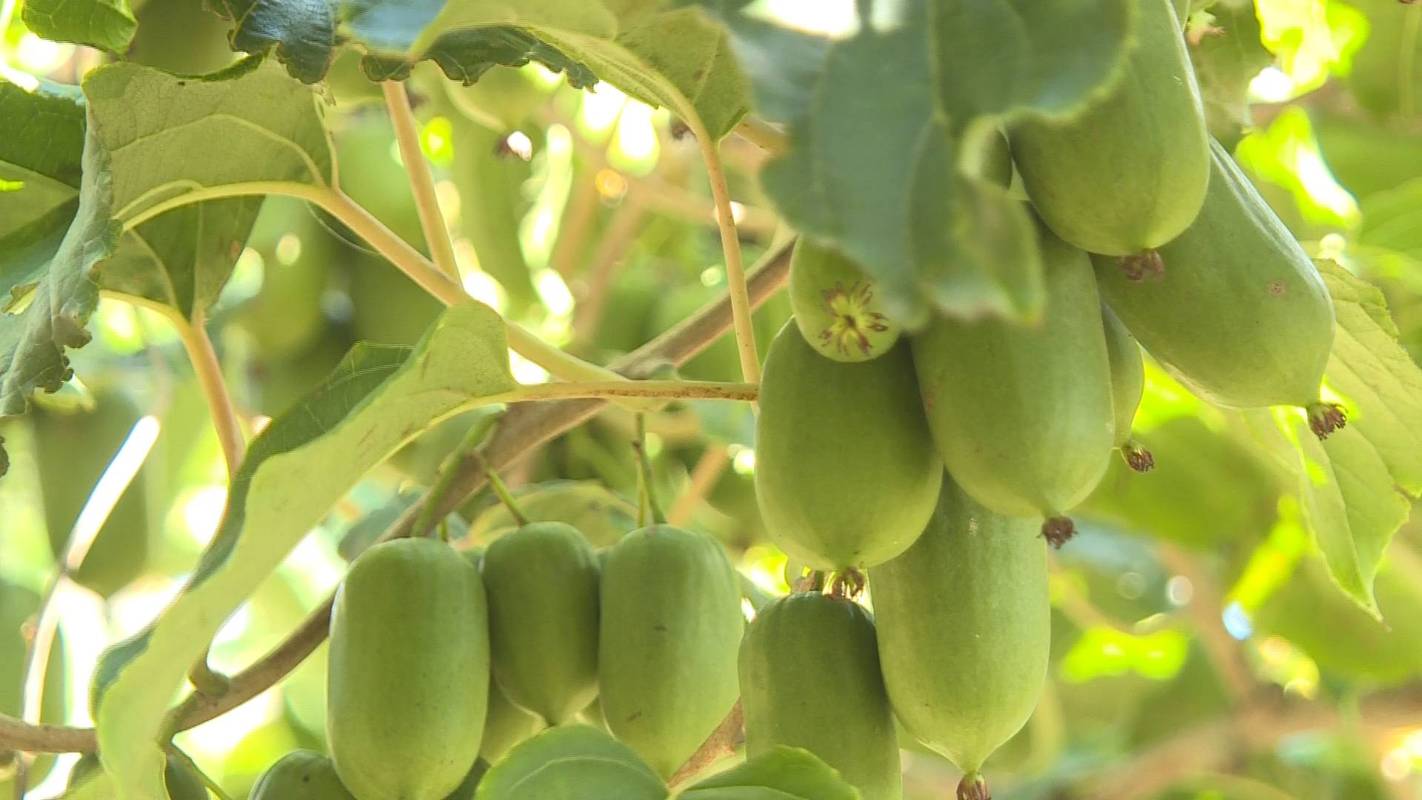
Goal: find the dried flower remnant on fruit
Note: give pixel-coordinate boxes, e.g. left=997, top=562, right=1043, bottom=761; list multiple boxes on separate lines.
left=1122, top=441, right=1156, bottom=472
left=1119, top=250, right=1165, bottom=282
left=1041, top=516, right=1076, bottom=549
left=1307, top=402, right=1348, bottom=439
left=819, top=281, right=892, bottom=357
left=828, top=568, right=866, bottom=599
left=958, top=772, right=991, bottom=800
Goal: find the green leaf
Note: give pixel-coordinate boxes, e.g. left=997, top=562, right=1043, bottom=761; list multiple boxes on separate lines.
left=211, top=1, right=750, bottom=138
left=474, top=725, right=668, bottom=800
left=1, top=57, right=330, bottom=464
left=1187, top=0, right=1271, bottom=149
left=593, top=6, right=750, bottom=139
left=21, top=0, right=137, bottom=53
left=94, top=303, right=520, bottom=800
left=679, top=746, right=859, bottom=800
left=1318, top=260, right=1422, bottom=492
left=0, top=80, right=86, bottom=239
left=1231, top=263, right=1422, bottom=617
left=710, top=0, right=1132, bottom=325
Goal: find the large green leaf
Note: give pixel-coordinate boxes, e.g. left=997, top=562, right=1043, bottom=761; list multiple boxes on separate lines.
left=679, top=747, right=859, bottom=800
left=211, top=0, right=750, bottom=138
left=0, top=80, right=85, bottom=240
left=21, top=0, right=136, bottom=52
left=94, top=303, right=520, bottom=799
left=0, top=57, right=330, bottom=468
left=474, top=725, right=668, bottom=800
left=1319, top=261, right=1422, bottom=492
left=1238, top=261, right=1422, bottom=616
left=708, top=0, right=1133, bottom=326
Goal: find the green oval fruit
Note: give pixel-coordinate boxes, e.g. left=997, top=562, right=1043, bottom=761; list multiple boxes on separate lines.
left=33, top=388, right=151, bottom=596
left=740, top=593, right=901, bottom=800
left=911, top=226, right=1114, bottom=527
left=328, top=538, right=489, bottom=800
left=1093, top=140, right=1336, bottom=413
left=598, top=525, right=743, bottom=777
left=68, top=753, right=207, bottom=800
left=756, top=323, right=942, bottom=569
left=251, top=751, right=355, bottom=799
left=482, top=521, right=600, bottom=725
left=1010, top=0, right=1209, bottom=257
left=870, top=475, right=1050, bottom=781
left=789, top=241, right=901, bottom=362
left=1102, top=304, right=1154, bottom=472
left=481, top=682, right=546, bottom=763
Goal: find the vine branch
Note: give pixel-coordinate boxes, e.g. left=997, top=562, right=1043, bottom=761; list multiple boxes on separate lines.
left=0, top=240, right=794, bottom=755
left=122, top=182, right=650, bottom=401
left=173, top=310, right=245, bottom=478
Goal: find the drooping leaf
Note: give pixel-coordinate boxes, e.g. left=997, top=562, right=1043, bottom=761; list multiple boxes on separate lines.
left=21, top=0, right=137, bottom=53
left=1187, top=0, right=1272, bottom=149
left=706, top=0, right=1133, bottom=326
left=473, top=725, right=667, bottom=800
left=679, top=746, right=859, bottom=800
left=1318, top=260, right=1422, bottom=492
left=1235, top=262, right=1422, bottom=616
left=0, top=80, right=86, bottom=239
left=0, top=57, right=330, bottom=465
left=94, top=303, right=520, bottom=799
left=209, top=0, right=751, bottom=138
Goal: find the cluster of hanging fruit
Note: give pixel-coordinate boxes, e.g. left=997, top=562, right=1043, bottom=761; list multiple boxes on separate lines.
left=752, top=0, right=1343, bottom=797
left=219, top=3, right=1349, bottom=800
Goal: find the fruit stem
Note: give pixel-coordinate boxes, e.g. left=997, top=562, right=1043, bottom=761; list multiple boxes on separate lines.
left=632, top=415, right=667, bottom=526
left=483, top=466, right=530, bottom=527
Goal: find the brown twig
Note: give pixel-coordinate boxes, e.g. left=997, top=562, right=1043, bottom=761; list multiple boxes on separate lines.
left=668, top=702, right=745, bottom=788
left=0, top=240, right=794, bottom=756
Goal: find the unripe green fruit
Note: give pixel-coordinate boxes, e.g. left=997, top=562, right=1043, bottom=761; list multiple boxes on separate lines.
left=482, top=521, right=600, bottom=725
left=1094, top=140, right=1336, bottom=413
left=911, top=225, right=1114, bottom=524
left=1010, top=0, right=1209, bottom=257
left=870, top=475, right=1050, bottom=776
left=250, top=751, right=354, bottom=799
left=789, top=241, right=900, bottom=362
left=598, top=525, right=743, bottom=777
left=1102, top=304, right=1155, bottom=472
left=755, top=322, right=942, bottom=569
left=68, top=752, right=206, bottom=800
left=740, top=592, right=901, bottom=800
left=328, top=538, right=489, bottom=800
